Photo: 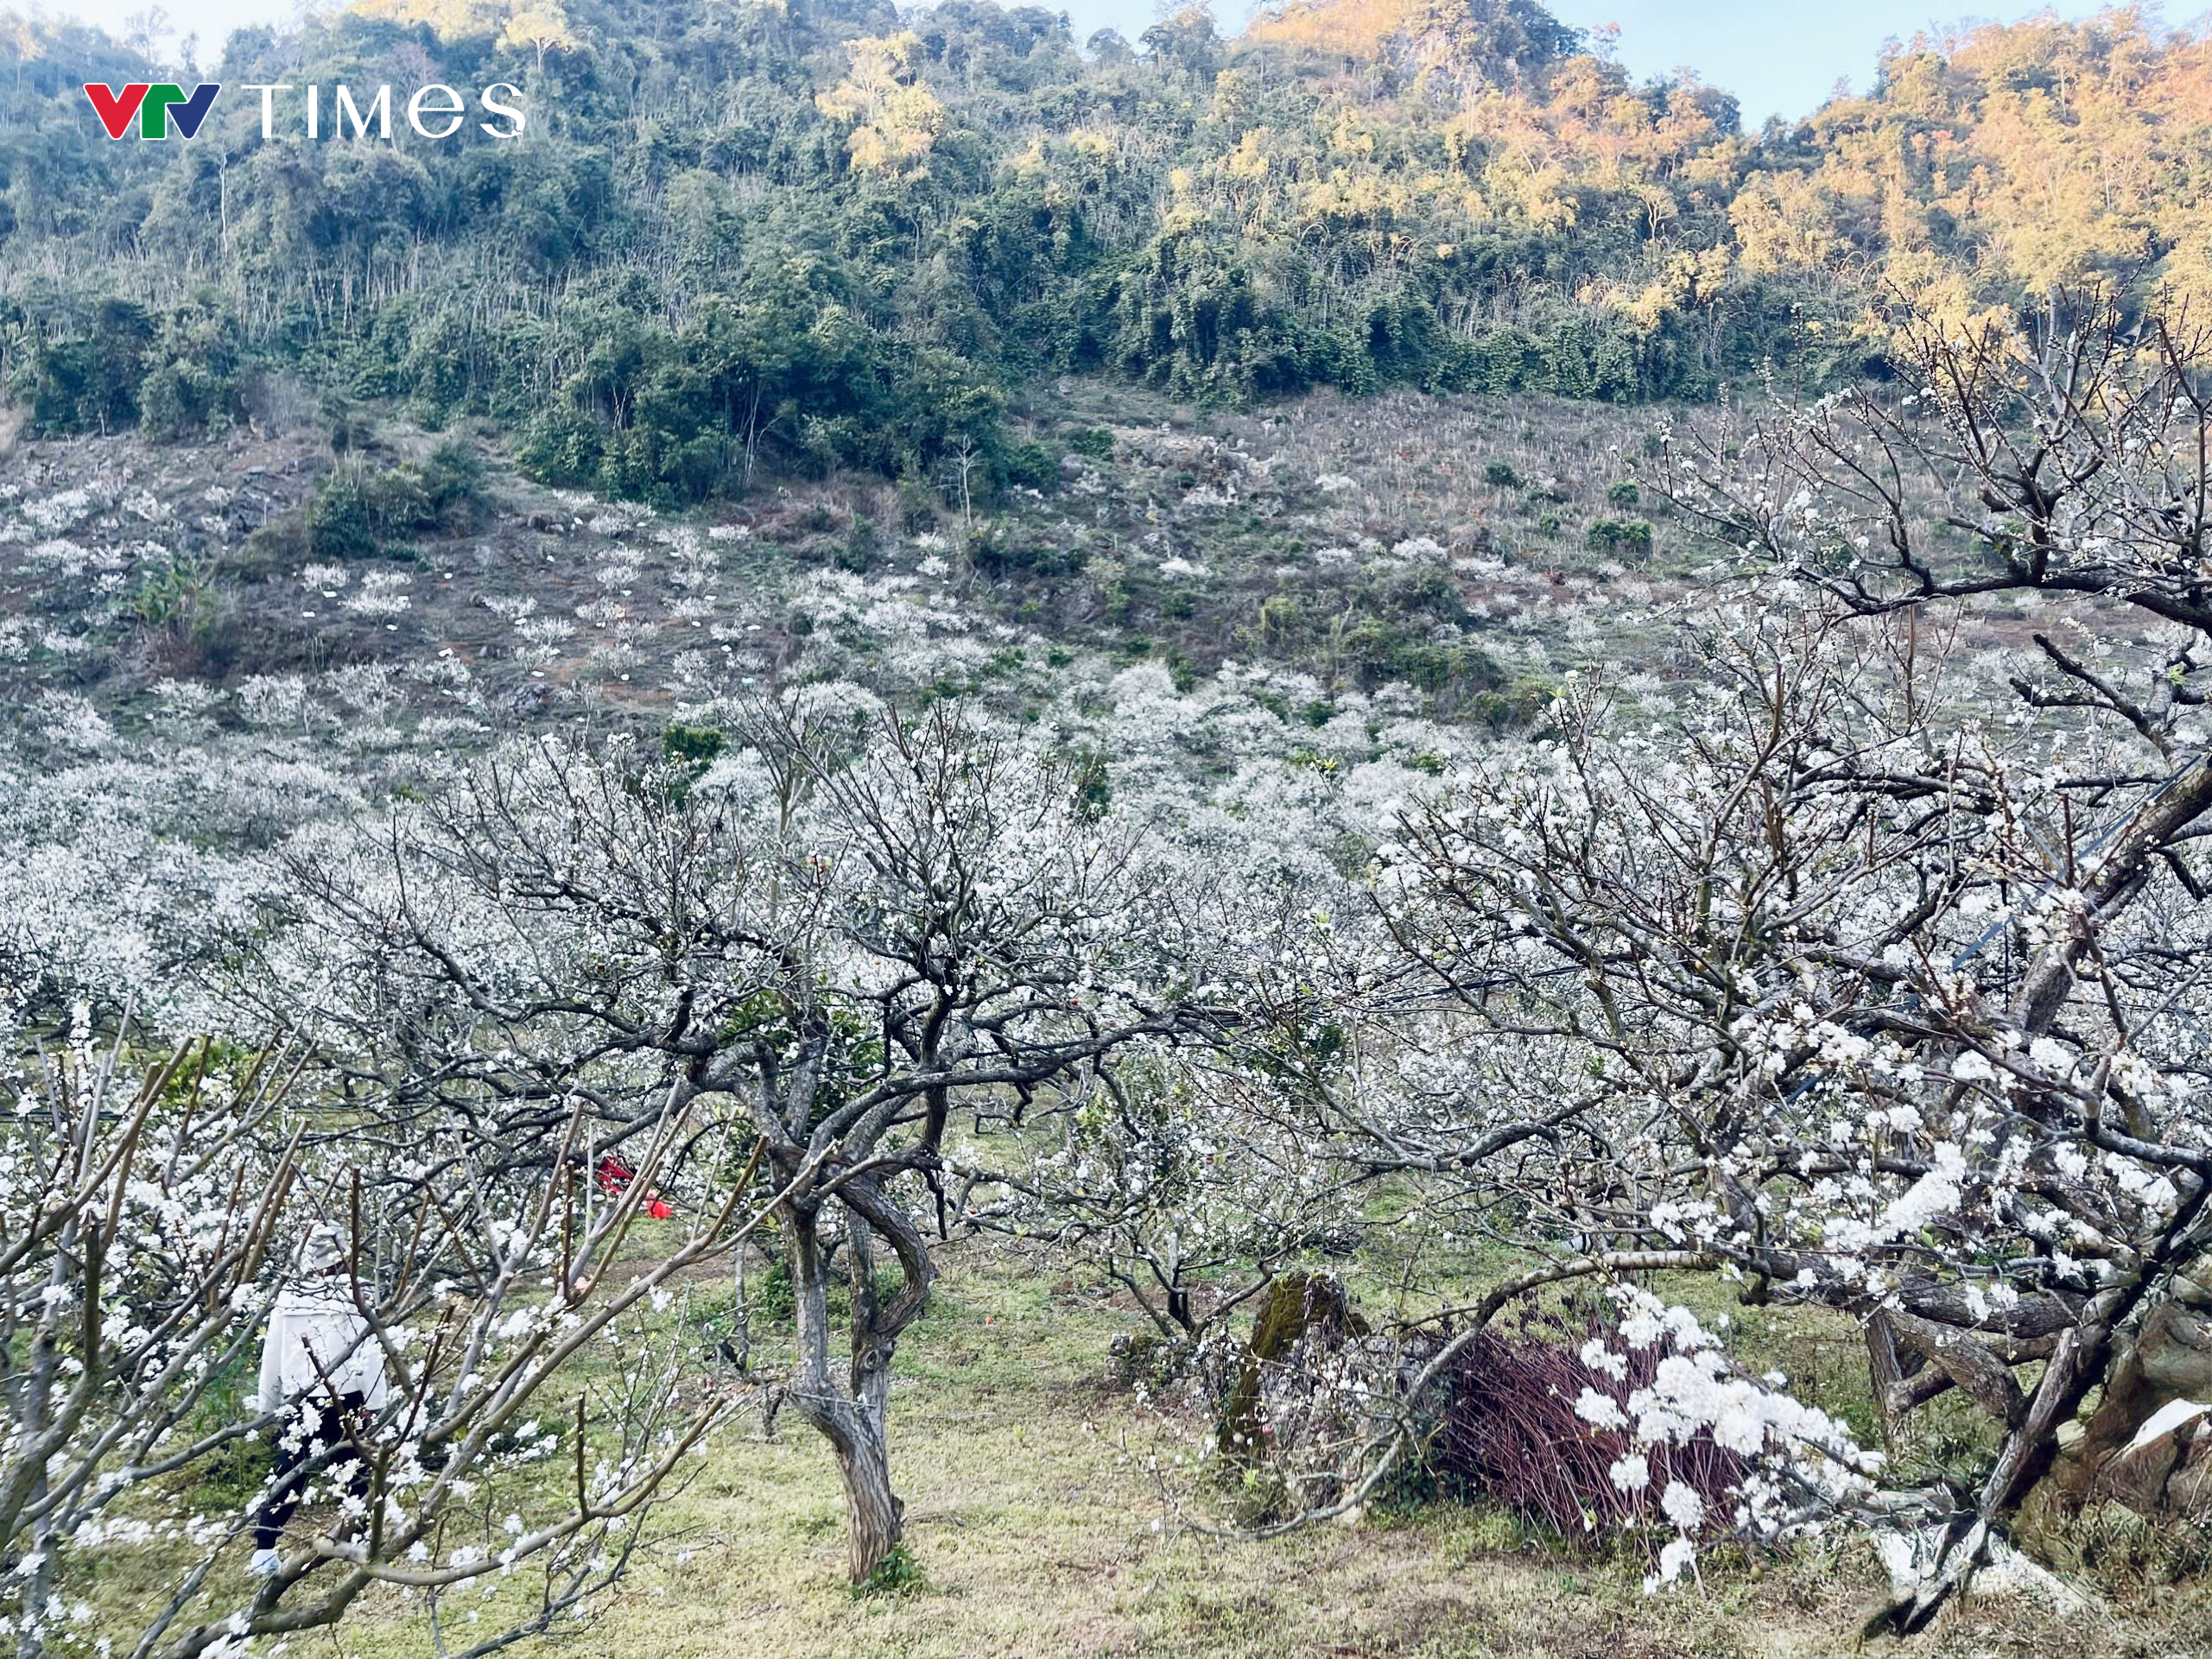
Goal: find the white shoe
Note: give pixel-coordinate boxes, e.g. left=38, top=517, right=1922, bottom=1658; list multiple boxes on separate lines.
left=249, top=1548, right=282, bottom=1578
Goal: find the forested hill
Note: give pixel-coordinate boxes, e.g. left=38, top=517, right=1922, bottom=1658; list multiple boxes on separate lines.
left=0, top=0, right=2207, bottom=507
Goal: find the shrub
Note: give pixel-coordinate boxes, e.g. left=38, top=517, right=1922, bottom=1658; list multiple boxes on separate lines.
left=743, top=1250, right=796, bottom=1322
left=321, top=393, right=374, bottom=455
left=968, top=523, right=1081, bottom=578
left=851, top=1542, right=925, bottom=1599
left=131, top=554, right=220, bottom=641
left=414, top=440, right=486, bottom=525
left=838, top=515, right=880, bottom=573
left=664, top=725, right=726, bottom=769
left=1484, top=459, right=1520, bottom=487
left=517, top=404, right=604, bottom=486
left=137, top=360, right=231, bottom=440
left=307, top=443, right=486, bottom=560
left=998, top=440, right=1058, bottom=493
left=1607, top=480, right=1640, bottom=508
left=22, top=299, right=155, bottom=434
left=304, top=468, right=379, bottom=562
left=1342, top=617, right=1472, bottom=693
left=1468, top=682, right=1554, bottom=730
left=1587, top=518, right=1653, bottom=554
left=1258, top=592, right=1302, bottom=643
left=897, top=478, right=939, bottom=534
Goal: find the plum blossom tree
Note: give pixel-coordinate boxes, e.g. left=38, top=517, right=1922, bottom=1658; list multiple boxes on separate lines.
left=1645, top=289, right=2212, bottom=1625
left=1336, top=291, right=2212, bottom=1630
left=0, top=996, right=772, bottom=1659
left=969, top=1044, right=1360, bottom=1346
left=258, top=695, right=1212, bottom=1584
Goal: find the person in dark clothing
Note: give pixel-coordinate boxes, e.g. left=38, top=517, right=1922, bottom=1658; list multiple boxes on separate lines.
left=253, top=1390, right=371, bottom=1555
left=249, top=1225, right=387, bottom=1576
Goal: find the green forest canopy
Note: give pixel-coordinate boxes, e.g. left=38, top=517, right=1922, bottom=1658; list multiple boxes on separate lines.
left=0, top=0, right=2206, bottom=506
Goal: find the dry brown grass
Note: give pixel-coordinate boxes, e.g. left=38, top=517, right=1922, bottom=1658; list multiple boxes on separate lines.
left=289, top=1244, right=2212, bottom=1659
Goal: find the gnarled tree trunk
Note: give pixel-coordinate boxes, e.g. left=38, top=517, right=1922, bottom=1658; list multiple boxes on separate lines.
left=781, top=1179, right=935, bottom=1585
left=1870, top=1194, right=2212, bottom=1635
left=832, top=1421, right=903, bottom=1583
left=2049, top=1301, right=2212, bottom=1515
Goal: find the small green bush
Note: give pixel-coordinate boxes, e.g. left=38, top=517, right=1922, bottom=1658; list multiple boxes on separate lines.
left=1469, top=681, right=1556, bottom=730
left=304, top=469, right=378, bottom=562
left=969, top=523, right=1081, bottom=579
left=998, top=440, right=1058, bottom=492
left=897, top=478, right=939, bottom=534
left=132, top=555, right=219, bottom=640
left=1586, top=518, right=1653, bottom=554
left=851, top=1542, right=925, bottom=1599
left=305, top=442, right=485, bottom=560
left=664, top=725, right=726, bottom=768
left=837, top=515, right=879, bottom=573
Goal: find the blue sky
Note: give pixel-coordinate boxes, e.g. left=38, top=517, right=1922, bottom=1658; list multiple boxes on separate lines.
left=54, top=0, right=2118, bottom=128
left=1534, top=0, right=2112, bottom=127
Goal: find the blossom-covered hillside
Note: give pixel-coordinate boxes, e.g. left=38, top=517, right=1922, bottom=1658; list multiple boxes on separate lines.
left=2, top=3, right=2210, bottom=1649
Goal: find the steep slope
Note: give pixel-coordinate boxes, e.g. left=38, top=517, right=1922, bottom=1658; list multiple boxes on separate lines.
left=0, top=0, right=2204, bottom=517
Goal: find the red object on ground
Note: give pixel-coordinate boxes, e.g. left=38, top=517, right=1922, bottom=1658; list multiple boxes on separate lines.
left=593, top=1155, right=674, bottom=1219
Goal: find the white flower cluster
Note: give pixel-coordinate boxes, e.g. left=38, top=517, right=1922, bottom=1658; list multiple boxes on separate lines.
left=1575, top=1289, right=1876, bottom=1594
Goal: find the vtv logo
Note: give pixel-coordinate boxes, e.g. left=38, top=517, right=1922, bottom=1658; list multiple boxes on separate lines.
left=84, top=83, right=222, bottom=140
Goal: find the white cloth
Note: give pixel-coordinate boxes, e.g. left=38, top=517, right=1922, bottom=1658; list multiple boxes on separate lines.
left=257, top=1289, right=389, bottom=1414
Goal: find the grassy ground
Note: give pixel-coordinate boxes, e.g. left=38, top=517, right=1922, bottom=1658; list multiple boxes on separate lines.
left=257, top=1241, right=2205, bottom=1659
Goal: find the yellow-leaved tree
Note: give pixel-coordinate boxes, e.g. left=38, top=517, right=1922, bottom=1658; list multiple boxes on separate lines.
left=501, top=1, right=579, bottom=73
left=815, top=33, right=945, bottom=179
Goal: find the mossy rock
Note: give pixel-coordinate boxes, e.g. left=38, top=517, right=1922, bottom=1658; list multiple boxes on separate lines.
left=1216, top=1273, right=1368, bottom=1463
